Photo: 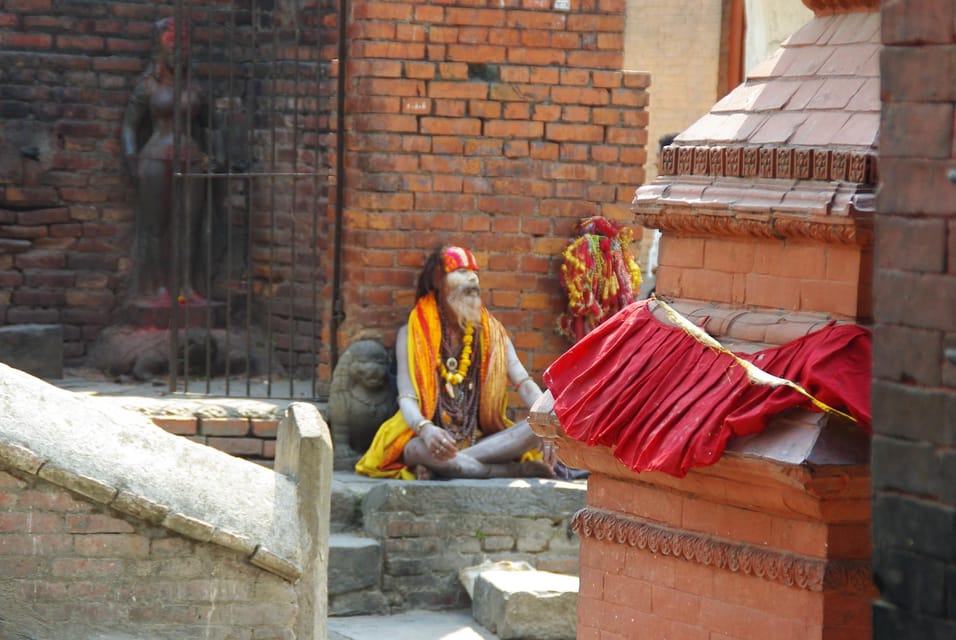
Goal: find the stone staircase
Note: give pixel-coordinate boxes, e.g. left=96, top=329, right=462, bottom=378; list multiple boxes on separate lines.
left=327, top=471, right=586, bottom=635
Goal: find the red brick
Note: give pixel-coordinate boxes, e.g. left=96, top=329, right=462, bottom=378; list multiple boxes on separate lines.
left=712, top=569, right=823, bottom=623
left=446, top=44, right=506, bottom=64
left=698, top=597, right=791, bottom=639
left=199, top=418, right=250, bottom=437
left=882, top=102, right=953, bottom=159
left=604, top=572, right=653, bottom=610
left=251, top=419, right=279, bottom=438
left=206, top=437, right=263, bottom=457
left=799, top=279, right=860, bottom=316
left=882, top=0, right=953, bottom=45
left=67, top=514, right=135, bottom=534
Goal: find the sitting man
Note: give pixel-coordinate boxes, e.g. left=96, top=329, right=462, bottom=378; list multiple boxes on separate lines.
left=355, top=246, right=557, bottom=480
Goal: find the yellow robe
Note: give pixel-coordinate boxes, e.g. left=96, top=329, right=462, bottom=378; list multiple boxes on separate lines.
left=355, top=292, right=513, bottom=479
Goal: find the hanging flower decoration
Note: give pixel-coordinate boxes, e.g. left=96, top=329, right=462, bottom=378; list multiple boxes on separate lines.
left=557, top=216, right=642, bottom=343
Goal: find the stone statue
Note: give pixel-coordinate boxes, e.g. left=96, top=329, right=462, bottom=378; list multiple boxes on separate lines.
left=121, top=16, right=211, bottom=306
left=89, top=326, right=269, bottom=382
left=327, top=339, right=397, bottom=470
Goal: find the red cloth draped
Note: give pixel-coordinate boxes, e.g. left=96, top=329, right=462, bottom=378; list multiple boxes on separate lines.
left=543, top=300, right=871, bottom=478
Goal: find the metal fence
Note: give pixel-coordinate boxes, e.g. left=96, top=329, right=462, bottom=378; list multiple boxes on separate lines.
left=165, top=0, right=333, bottom=400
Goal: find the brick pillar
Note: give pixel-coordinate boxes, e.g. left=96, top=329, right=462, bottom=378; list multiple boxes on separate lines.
left=872, top=2, right=956, bottom=637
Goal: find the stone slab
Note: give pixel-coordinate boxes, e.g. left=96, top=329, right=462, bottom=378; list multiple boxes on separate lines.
left=329, top=533, right=382, bottom=594
left=471, top=569, right=578, bottom=640
left=0, top=324, right=62, bottom=379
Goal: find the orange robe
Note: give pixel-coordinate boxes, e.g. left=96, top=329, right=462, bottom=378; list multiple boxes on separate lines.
left=355, top=292, right=513, bottom=479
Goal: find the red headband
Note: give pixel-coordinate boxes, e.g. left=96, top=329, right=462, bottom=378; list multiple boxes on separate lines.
left=442, top=246, right=479, bottom=273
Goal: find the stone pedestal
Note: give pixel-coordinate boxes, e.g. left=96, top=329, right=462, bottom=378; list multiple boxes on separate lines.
left=531, top=392, right=874, bottom=640
left=119, top=299, right=226, bottom=330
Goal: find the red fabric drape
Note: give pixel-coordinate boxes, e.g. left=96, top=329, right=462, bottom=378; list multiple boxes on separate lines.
left=543, top=300, right=871, bottom=478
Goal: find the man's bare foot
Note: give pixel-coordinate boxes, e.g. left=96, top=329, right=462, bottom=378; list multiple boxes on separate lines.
left=414, top=464, right=433, bottom=480
left=502, top=460, right=556, bottom=479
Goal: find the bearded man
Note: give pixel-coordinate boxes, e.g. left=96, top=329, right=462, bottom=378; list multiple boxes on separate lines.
left=355, top=246, right=557, bottom=480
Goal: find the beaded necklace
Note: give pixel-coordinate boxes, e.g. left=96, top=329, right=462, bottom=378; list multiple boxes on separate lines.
left=437, top=321, right=474, bottom=396
left=435, top=311, right=480, bottom=448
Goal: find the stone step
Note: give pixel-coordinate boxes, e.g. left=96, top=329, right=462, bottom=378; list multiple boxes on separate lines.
left=469, top=567, right=578, bottom=640
left=329, top=532, right=389, bottom=616
left=330, top=471, right=381, bottom=533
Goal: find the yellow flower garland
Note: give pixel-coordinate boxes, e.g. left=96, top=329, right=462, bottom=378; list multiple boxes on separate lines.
left=437, top=322, right=474, bottom=386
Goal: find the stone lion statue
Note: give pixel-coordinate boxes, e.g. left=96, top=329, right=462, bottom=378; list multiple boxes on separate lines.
left=327, top=339, right=396, bottom=470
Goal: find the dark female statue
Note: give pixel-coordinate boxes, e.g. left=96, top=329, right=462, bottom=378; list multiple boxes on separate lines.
left=121, top=17, right=210, bottom=306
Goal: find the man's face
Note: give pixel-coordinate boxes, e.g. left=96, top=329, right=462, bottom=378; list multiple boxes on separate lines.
left=443, top=268, right=482, bottom=328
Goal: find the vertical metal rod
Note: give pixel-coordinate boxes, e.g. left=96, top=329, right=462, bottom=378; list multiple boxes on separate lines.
left=169, top=0, right=185, bottom=394
left=245, top=3, right=257, bottom=398
left=290, top=11, right=302, bottom=398
left=224, top=3, right=238, bottom=397
left=203, top=7, right=215, bottom=395
left=330, top=0, right=349, bottom=373
left=310, top=3, right=322, bottom=400
left=266, top=9, right=279, bottom=398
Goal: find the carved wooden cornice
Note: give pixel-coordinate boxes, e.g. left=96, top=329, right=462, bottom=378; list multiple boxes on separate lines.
left=635, top=207, right=874, bottom=246
left=634, top=145, right=876, bottom=245
left=660, top=145, right=877, bottom=185
left=572, top=507, right=874, bottom=593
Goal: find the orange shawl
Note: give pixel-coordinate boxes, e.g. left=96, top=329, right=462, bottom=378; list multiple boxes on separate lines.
left=354, top=292, right=512, bottom=478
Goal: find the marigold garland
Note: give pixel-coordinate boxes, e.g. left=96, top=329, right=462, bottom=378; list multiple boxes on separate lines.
left=557, top=216, right=642, bottom=343
left=437, top=321, right=474, bottom=386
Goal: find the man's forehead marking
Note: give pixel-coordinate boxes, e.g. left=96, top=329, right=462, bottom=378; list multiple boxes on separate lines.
left=442, top=246, right=479, bottom=273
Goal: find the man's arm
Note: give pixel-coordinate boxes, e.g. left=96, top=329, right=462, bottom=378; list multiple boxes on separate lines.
left=394, top=323, right=457, bottom=460
left=504, top=337, right=543, bottom=409
left=393, top=324, right=427, bottom=430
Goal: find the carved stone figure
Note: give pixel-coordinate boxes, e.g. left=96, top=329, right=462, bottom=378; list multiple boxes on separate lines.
left=89, top=326, right=268, bottom=382
left=327, top=339, right=396, bottom=470
left=121, top=17, right=211, bottom=306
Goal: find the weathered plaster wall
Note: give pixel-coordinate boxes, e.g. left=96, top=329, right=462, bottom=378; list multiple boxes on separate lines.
left=623, top=0, right=723, bottom=182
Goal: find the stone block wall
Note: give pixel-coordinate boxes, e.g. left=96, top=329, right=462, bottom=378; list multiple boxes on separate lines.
left=330, top=0, right=650, bottom=382
left=0, top=468, right=298, bottom=640
left=872, top=2, right=956, bottom=637
left=356, top=478, right=585, bottom=611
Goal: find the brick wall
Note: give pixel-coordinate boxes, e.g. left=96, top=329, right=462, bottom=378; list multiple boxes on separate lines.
left=0, top=467, right=297, bottom=640
left=151, top=415, right=280, bottom=465
left=0, top=1, right=334, bottom=376
left=330, top=0, right=649, bottom=385
left=872, top=2, right=956, bottom=637
left=573, top=466, right=873, bottom=640
left=656, top=236, right=871, bottom=318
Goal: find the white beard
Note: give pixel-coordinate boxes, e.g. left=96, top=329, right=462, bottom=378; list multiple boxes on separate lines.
left=445, top=271, right=483, bottom=328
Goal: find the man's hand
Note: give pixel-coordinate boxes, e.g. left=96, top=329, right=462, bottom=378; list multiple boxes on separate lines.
left=420, top=422, right=457, bottom=461
left=540, top=440, right=558, bottom=468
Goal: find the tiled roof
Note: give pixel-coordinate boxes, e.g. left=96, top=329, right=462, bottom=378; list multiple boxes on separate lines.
left=676, top=11, right=879, bottom=151
left=633, top=10, right=879, bottom=237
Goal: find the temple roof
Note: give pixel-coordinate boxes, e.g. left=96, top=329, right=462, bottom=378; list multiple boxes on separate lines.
left=633, top=10, right=880, bottom=243
left=677, top=11, right=879, bottom=151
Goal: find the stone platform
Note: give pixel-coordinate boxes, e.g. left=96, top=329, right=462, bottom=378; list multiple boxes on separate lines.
left=329, top=471, right=585, bottom=616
